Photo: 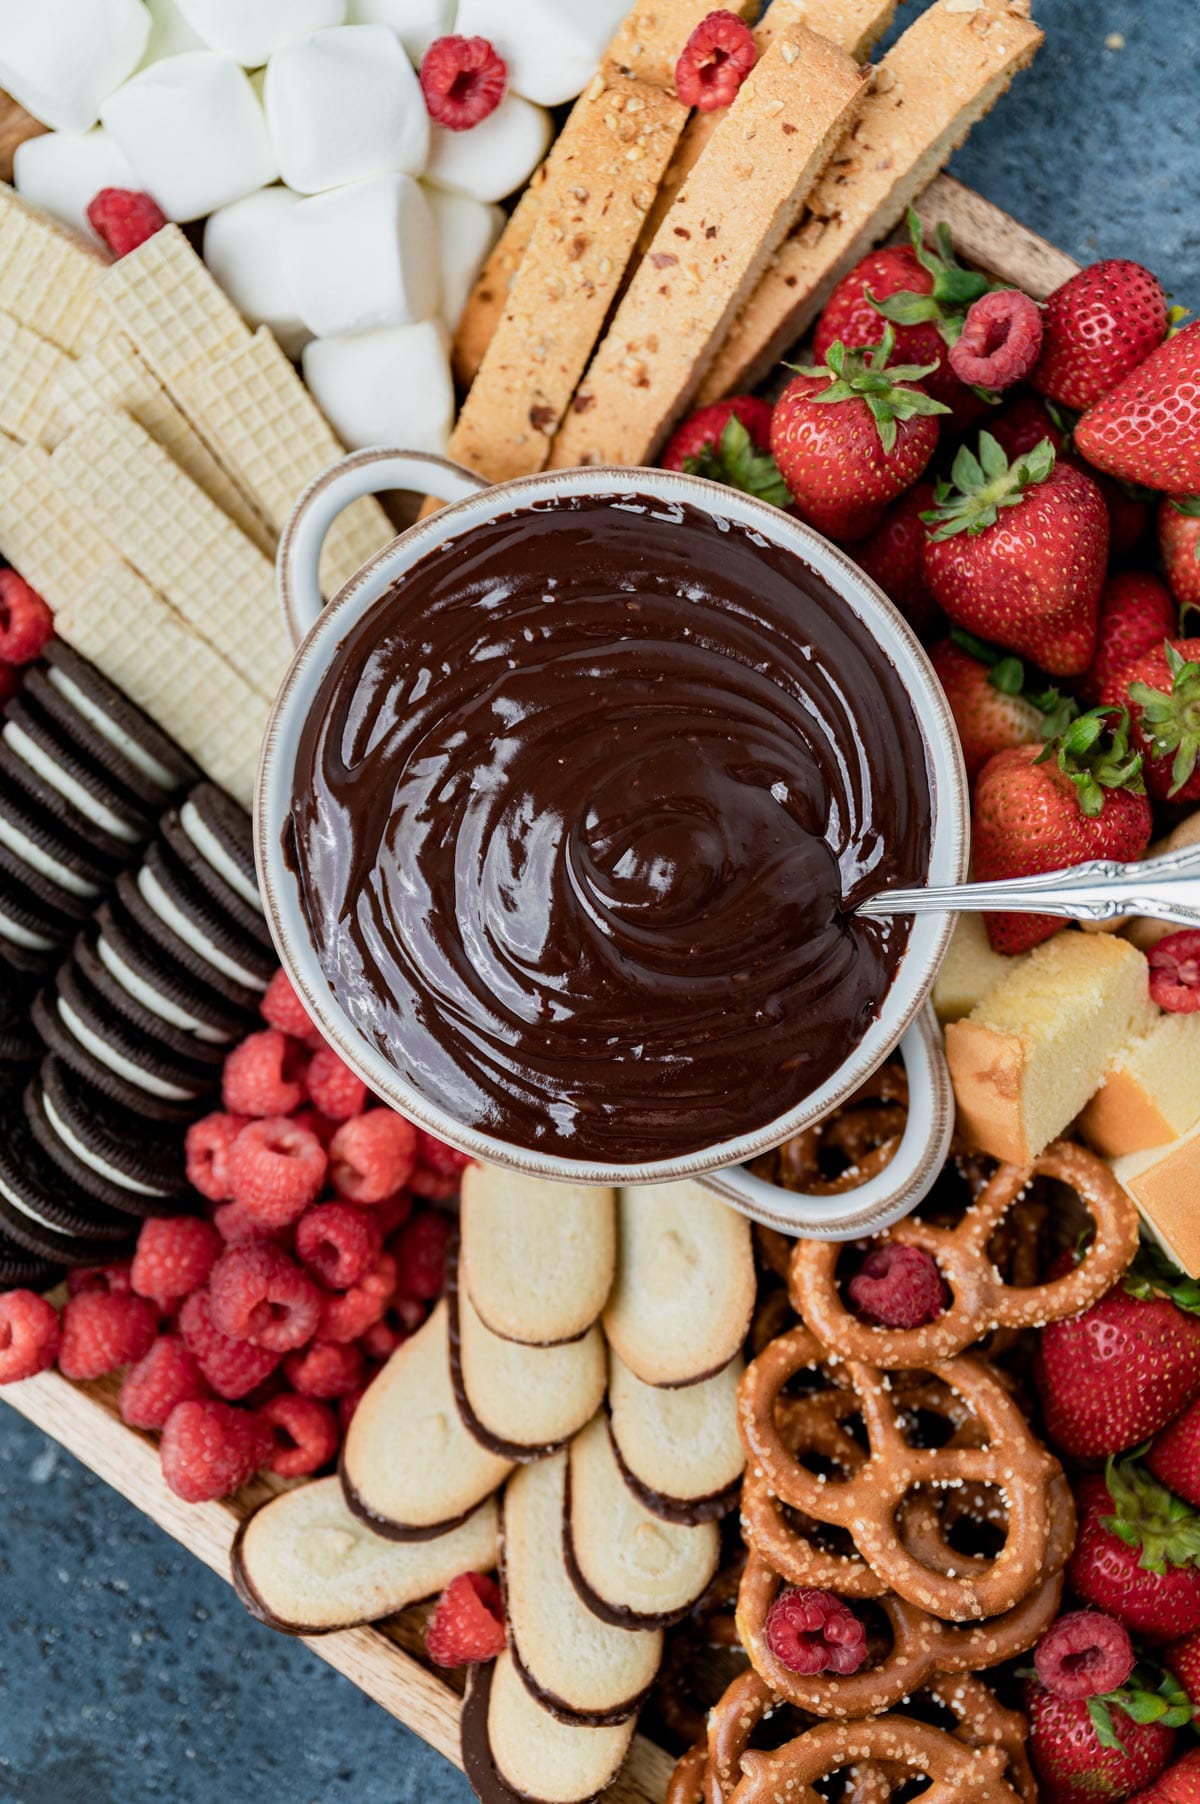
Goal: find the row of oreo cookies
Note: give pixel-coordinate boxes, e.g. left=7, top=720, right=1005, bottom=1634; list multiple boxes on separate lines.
left=0, top=781, right=276, bottom=1288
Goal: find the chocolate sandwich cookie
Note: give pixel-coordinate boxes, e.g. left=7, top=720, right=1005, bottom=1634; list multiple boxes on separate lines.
left=25, top=1064, right=187, bottom=1219
left=177, top=782, right=261, bottom=914
left=0, top=1224, right=64, bottom=1292
left=131, top=848, right=275, bottom=994
left=0, top=1103, right=137, bottom=1263
left=24, top=665, right=177, bottom=816
left=37, top=1056, right=190, bottom=1208
left=157, top=815, right=273, bottom=952
left=40, top=959, right=218, bottom=1115
left=0, top=862, right=78, bottom=970
left=71, top=929, right=227, bottom=1077
left=0, top=781, right=117, bottom=902
left=94, top=898, right=255, bottom=1043
left=0, top=736, right=133, bottom=875
left=0, top=969, right=40, bottom=1066
left=0, top=835, right=94, bottom=931
left=31, top=986, right=208, bottom=1125
left=3, top=697, right=155, bottom=846
left=42, top=640, right=200, bottom=795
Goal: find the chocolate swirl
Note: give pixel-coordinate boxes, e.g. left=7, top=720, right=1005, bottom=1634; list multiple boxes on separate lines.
left=288, top=494, right=932, bottom=1164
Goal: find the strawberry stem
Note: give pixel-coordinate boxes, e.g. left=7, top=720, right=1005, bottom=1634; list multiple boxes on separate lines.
left=922, top=432, right=1056, bottom=539
left=868, top=209, right=994, bottom=346
left=1125, top=1236, right=1200, bottom=1315
left=948, top=627, right=1078, bottom=734
left=1087, top=1662, right=1195, bottom=1753
left=1128, top=642, right=1200, bottom=795
left=1102, top=1455, right=1200, bottom=1573
left=790, top=323, right=950, bottom=455
left=682, top=415, right=792, bottom=509
left=1033, top=705, right=1144, bottom=818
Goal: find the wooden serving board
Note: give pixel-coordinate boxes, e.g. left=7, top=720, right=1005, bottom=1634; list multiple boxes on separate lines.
left=0, top=174, right=1079, bottom=1800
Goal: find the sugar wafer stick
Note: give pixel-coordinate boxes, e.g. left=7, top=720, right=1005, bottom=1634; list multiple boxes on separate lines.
left=551, top=26, right=867, bottom=469
left=697, top=0, right=1043, bottom=403
left=0, top=182, right=105, bottom=356
left=0, top=308, right=70, bottom=446
left=0, top=442, right=118, bottom=610
left=95, top=223, right=251, bottom=391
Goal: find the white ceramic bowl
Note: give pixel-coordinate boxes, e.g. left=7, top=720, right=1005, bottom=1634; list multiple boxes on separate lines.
left=257, top=449, right=969, bottom=1226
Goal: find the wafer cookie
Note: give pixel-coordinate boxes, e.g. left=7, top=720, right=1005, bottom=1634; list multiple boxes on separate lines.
left=698, top=0, right=1043, bottom=402
left=552, top=27, right=867, bottom=468
left=0, top=308, right=70, bottom=446
left=0, top=442, right=118, bottom=611
left=55, top=563, right=269, bottom=810
left=95, top=223, right=251, bottom=392
left=0, top=182, right=105, bottom=356
left=177, top=328, right=392, bottom=600
left=49, top=412, right=289, bottom=701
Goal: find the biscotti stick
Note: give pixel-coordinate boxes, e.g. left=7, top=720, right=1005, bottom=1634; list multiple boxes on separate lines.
left=0, top=308, right=70, bottom=446
left=94, top=223, right=251, bottom=391
left=0, top=443, right=118, bottom=610
left=55, top=563, right=269, bottom=810
left=698, top=0, right=1043, bottom=402
left=451, top=175, right=546, bottom=390
left=0, top=182, right=105, bottom=356
left=551, top=27, right=867, bottom=469
left=50, top=411, right=290, bottom=701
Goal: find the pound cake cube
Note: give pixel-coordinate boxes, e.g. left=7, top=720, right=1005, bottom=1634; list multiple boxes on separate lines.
left=932, top=912, right=1017, bottom=1024
left=1080, top=1012, right=1200, bottom=1158
left=945, top=932, right=1154, bottom=1164
left=1112, top=1123, right=1200, bottom=1279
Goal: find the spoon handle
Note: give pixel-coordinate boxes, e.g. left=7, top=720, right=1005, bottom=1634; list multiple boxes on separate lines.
left=858, top=840, right=1200, bottom=931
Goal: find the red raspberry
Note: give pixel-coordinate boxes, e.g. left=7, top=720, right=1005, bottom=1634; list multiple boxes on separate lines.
left=1035, top=1611, right=1135, bottom=1701
left=374, top=1190, right=414, bottom=1237
left=410, top=1133, right=471, bottom=1200
left=319, top=1252, right=397, bottom=1343
left=227, top=1117, right=328, bottom=1228
left=58, top=1291, right=158, bottom=1380
left=212, top=1199, right=288, bottom=1245
left=293, top=1107, right=338, bottom=1149
left=67, top=1260, right=134, bottom=1296
left=86, top=187, right=167, bottom=258
left=674, top=11, right=756, bottom=112
left=847, top=1244, right=948, bottom=1329
left=131, top=1215, right=222, bottom=1309
left=260, top=969, right=318, bottom=1041
left=1148, top=931, right=1200, bottom=1014
left=178, top=1288, right=281, bottom=1400
left=208, top=1241, right=322, bottom=1352
left=185, top=1112, right=248, bottom=1202
left=393, top=1210, right=452, bottom=1302
left=426, top=1572, right=506, bottom=1666
left=159, top=1398, right=272, bottom=1503
left=296, top=1201, right=383, bottom=1290
left=260, top=1392, right=340, bottom=1478
left=119, top=1334, right=211, bottom=1429
left=764, top=1587, right=867, bottom=1676
left=283, top=1338, right=364, bottom=1400
left=223, top=1029, right=308, bottom=1118
left=359, top=1316, right=407, bottom=1363
left=337, top=1381, right=371, bottom=1430
left=420, top=36, right=507, bottom=131
left=0, top=1289, right=60, bottom=1383
left=329, top=1110, right=417, bottom=1204
left=949, top=289, right=1044, bottom=391
left=0, top=570, right=54, bottom=665
left=305, top=1044, right=368, bottom=1120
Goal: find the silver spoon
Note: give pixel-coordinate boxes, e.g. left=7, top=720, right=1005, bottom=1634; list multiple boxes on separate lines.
left=858, top=838, right=1200, bottom=932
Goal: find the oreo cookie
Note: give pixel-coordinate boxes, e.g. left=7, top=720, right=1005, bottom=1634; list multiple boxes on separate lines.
left=0, top=863, right=76, bottom=970
left=0, top=968, right=40, bottom=1065
left=0, top=835, right=94, bottom=932
left=31, top=986, right=206, bottom=1125
left=39, top=959, right=218, bottom=1115
left=176, top=782, right=261, bottom=913
left=23, top=665, right=174, bottom=816
left=38, top=1056, right=189, bottom=1205
left=2, top=696, right=156, bottom=846
left=0, top=734, right=133, bottom=873
left=114, top=865, right=268, bottom=1014
left=0, top=1102, right=136, bottom=1263
left=26, top=1063, right=187, bottom=1219
left=0, top=1224, right=64, bottom=1292
left=140, top=841, right=275, bottom=986
left=71, top=929, right=227, bottom=1077
left=158, top=813, right=273, bottom=952
left=42, top=641, right=200, bottom=795
left=0, top=782, right=116, bottom=905
left=94, top=897, right=254, bottom=1042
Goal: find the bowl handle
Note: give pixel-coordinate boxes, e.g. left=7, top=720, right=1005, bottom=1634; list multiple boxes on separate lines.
left=277, top=447, right=490, bottom=646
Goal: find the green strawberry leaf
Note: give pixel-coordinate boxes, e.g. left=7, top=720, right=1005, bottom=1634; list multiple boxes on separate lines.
left=1034, top=705, right=1144, bottom=818
left=947, top=628, right=1080, bottom=733
left=1087, top=1696, right=1126, bottom=1753
left=923, top=432, right=1057, bottom=539
left=1125, top=1235, right=1200, bottom=1314
left=1089, top=1664, right=1196, bottom=1752
left=1127, top=640, right=1200, bottom=795
left=870, top=209, right=993, bottom=338
left=790, top=323, right=950, bottom=457
left=1102, top=1456, right=1200, bottom=1573
left=683, top=415, right=792, bottom=511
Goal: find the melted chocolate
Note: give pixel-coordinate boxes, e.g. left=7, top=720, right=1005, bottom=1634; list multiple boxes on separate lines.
left=290, top=494, right=932, bottom=1164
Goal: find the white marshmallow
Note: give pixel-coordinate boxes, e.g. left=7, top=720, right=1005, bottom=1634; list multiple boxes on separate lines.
left=203, top=186, right=310, bottom=358
left=139, top=0, right=206, bottom=64
left=425, top=93, right=550, bottom=205
left=101, top=52, right=279, bottom=222
left=283, top=175, right=439, bottom=340
left=264, top=25, right=428, bottom=195
left=13, top=130, right=137, bottom=246
left=303, top=321, right=453, bottom=454
left=454, top=0, right=629, bottom=106
left=424, top=187, right=503, bottom=331
left=345, top=0, right=456, bottom=61
left=174, top=0, right=346, bottom=67
left=0, top=0, right=150, bottom=132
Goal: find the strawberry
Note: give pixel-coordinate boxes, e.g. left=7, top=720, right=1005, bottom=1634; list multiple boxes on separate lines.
left=661, top=398, right=790, bottom=507
left=1166, top=1636, right=1200, bottom=1714
left=1128, top=1750, right=1200, bottom=1804
left=987, top=395, right=1150, bottom=556
left=971, top=708, right=1151, bottom=954
left=853, top=481, right=940, bottom=637
left=1147, top=1395, right=1200, bottom=1510
left=1080, top=573, right=1179, bottom=706
left=770, top=324, right=948, bottom=542
left=1076, top=321, right=1200, bottom=493
left=1029, top=1680, right=1179, bottom=1803
left=922, top=434, right=1109, bottom=677
left=1069, top=1463, right=1200, bottom=1643
left=1104, top=638, right=1200, bottom=802
left=930, top=632, right=1075, bottom=785
left=1032, top=259, right=1170, bottom=411
left=1161, top=499, right=1200, bottom=615
left=987, top=391, right=1069, bottom=462
left=1034, top=1244, right=1200, bottom=1459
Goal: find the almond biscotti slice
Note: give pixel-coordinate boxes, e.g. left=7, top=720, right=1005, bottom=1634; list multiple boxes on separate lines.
left=550, top=25, right=866, bottom=469
left=697, top=0, right=1043, bottom=403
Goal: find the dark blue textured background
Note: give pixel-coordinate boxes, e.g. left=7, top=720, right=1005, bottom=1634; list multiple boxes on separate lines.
left=2, top=3, right=1197, bottom=1800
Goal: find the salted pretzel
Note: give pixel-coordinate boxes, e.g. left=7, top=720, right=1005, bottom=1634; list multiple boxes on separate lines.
left=750, top=1065, right=908, bottom=1195
left=738, top=1328, right=1062, bottom=1619
left=665, top=1738, right=710, bottom=1804
left=790, top=1140, right=1139, bottom=1367
left=728, top=1713, right=1023, bottom=1804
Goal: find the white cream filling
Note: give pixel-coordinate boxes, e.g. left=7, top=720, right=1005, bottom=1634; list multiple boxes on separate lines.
left=180, top=800, right=262, bottom=912
left=3, top=722, right=139, bottom=843
left=57, top=996, right=195, bottom=1101
left=0, top=1169, right=73, bottom=1237
left=46, top=667, right=177, bottom=790
left=137, top=865, right=268, bottom=991
left=95, top=933, right=229, bottom=1044
left=0, top=812, right=100, bottom=899
left=0, top=907, right=55, bottom=951
left=42, top=1088, right=168, bottom=1198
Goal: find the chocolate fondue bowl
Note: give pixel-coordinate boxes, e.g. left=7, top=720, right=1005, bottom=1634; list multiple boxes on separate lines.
left=258, top=450, right=968, bottom=1230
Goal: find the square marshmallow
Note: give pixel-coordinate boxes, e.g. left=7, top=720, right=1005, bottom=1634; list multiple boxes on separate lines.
left=345, top=0, right=456, bottom=61
left=282, top=174, right=438, bottom=340
left=423, top=188, right=504, bottom=331
left=425, top=93, right=551, bottom=205
left=139, top=0, right=207, bottom=65
left=13, top=129, right=138, bottom=246
left=203, top=186, right=310, bottom=358
left=175, top=0, right=347, bottom=67
left=304, top=320, right=454, bottom=454
left=454, top=0, right=630, bottom=106
left=0, top=0, right=150, bottom=132
left=264, top=24, right=428, bottom=195
left=101, top=52, right=279, bottom=221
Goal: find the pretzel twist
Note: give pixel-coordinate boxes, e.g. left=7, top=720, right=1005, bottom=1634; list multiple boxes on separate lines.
left=750, top=1067, right=909, bottom=1195
left=730, top=1713, right=1023, bottom=1804
left=790, top=1141, right=1139, bottom=1366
